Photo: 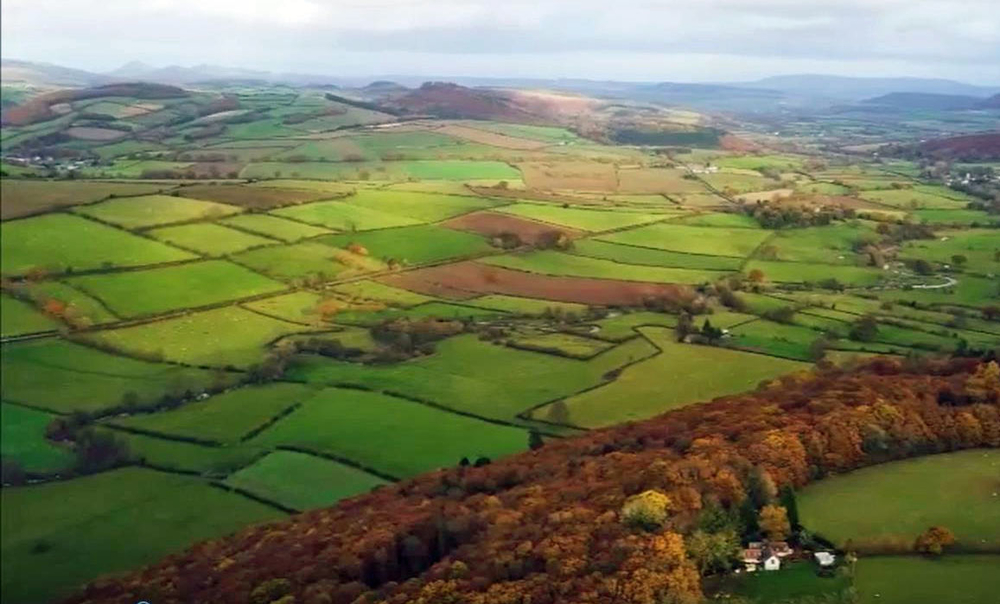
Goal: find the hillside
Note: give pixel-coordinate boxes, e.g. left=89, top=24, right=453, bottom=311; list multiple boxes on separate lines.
left=0, top=82, right=187, bottom=126
left=65, top=359, right=999, bottom=604
left=920, top=132, right=1000, bottom=161
left=860, top=92, right=987, bottom=111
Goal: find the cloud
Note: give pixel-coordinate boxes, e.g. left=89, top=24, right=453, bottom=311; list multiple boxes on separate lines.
left=2, top=0, right=998, bottom=82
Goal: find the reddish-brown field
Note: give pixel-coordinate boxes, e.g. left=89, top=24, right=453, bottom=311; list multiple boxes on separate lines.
left=437, top=124, right=549, bottom=150
left=379, top=261, right=693, bottom=305
left=441, top=211, right=584, bottom=244
left=175, top=184, right=331, bottom=209
left=517, top=161, right=618, bottom=191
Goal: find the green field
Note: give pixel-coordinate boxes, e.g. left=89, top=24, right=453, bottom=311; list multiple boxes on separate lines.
left=542, top=326, right=806, bottom=427
left=329, top=280, right=434, bottom=307
left=74, top=194, right=241, bottom=228
left=319, top=224, right=492, bottom=265
left=110, top=383, right=318, bottom=443
left=724, top=561, right=851, bottom=603
left=0, top=403, right=73, bottom=473
left=855, top=556, right=1000, bottom=604
left=909, top=209, right=998, bottom=226
left=252, top=387, right=529, bottom=477
left=1, top=213, right=195, bottom=275
left=20, top=281, right=120, bottom=325
left=465, top=294, right=587, bottom=315
left=221, top=213, right=333, bottom=242
left=670, top=212, right=761, bottom=228
left=82, top=306, right=320, bottom=368
left=860, top=185, right=972, bottom=209
left=799, top=449, right=1000, bottom=549
left=572, top=239, right=745, bottom=270
left=0, top=467, right=283, bottom=604
left=67, top=260, right=287, bottom=317
left=148, top=222, right=277, bottom=256
left=764, top=223, right=874, bottom=265
left=233, top=241, right=384, bottom=282
left=288, top=334, right=658, bottom=423
left=346, top=189, right=501, bottom=222
left=241, top=291, right=324, bottom=323
left=494, top=203, right=667, bottom=231
left=272, top=199, right=423, bottom=231
left=900, top=229, right=1000, bottom=276
left=743, top=260, right=885, bottom=286
left=481, top=250, right=725, bottom=284
left=0, top=294, right=59, bottom=336
left=223, top=450, right=388, bottom=511
left=0, top=180, right=170, bottom=220
left=508, top=332, right=613, bottom=358
left=0, top=339, right=234, bottom=413
left=584, top=311, right=679, bottom=341
left=598, top=222, right=771, bottom=257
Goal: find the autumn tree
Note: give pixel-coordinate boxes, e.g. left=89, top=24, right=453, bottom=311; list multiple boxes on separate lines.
left=914, top=526, right=955, bottom=556
left=621, top=490, right=672, bottom=531
left=758, top=505, right=790, bottom=541
left=686, top=529, right=740, bottom=575
left=966, top=361, right=1000, bottom=402
left=747, top=269, right=765, bottom=284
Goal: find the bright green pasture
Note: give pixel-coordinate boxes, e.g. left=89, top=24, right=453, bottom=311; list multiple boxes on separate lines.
left=880, top=275, right=998, bottom=308
left=701, top=171, right=771, bottom=193
left=74, top=194, right=240, bottom=228
left=287, top=334, right=657, bottom=423
left=466, top=294, right=586, bottom=315
left=398, top=160, right=521, bottom=180
left=1, top=295, right=58, bottom=336
left=272, top=199, right=422, bottom=231
left=585, top=311, right=679, bottom=341
left=68, top=260, right=286, bottom=317
left=855, top=556, right=1000, bottom=604
left=234, top=241, right=384, bottom=282
left=729, top=319, right=828, bottom=360
left=329, top=280, right=433, bottom=307
left=0, top=467, right=282, bottom=604
left=859, top=185, right=974, bottom=209
left=797, top=181, right=853, bottom=195
left=670, top=212, right=761, bottom=228
left=347, top=189, right=501, bottom=222
left=224, top=450, right=387, bottom=511
left=242, top=291, right=324, bottom=323
left=148, top=222, right=277, bottom=256
left=744, top=260, right=885, bottom=286
left=598, top=223, right=771, bottom=257
left=764, top=223, right=874, bottom=265
left=83, top=306, right=320, bottom=368
left=110, top=383, right=317, bottom=443
left=0, top=339, right=232, bottom=413
left=0, top=213, right=194, bottom=275
left=253, top=388, right=528, bottom=477
left=21, top=281, right=119, bottom=324
left=494, top=203, right=667, bottom=231
left=0, top=403, right=73, bottom=473
left=900, top=229, right=1000, bottom=276
left=330, top=301, right=505, bottom=326
left=508, top=332, right=613, bottom=358
left=221, top=213, right=333, bottom=242
left=799, top=449, right=1000, bottom=548
left=320, top=224, right=491, bottom=265
left=910, top=209, right=998, bottom=226
left=714, top=154, right=804, bottom=172
left=481, top=251, right=725, bottom=284
left=726, top=560, right=850, bottom=604
left=572, top=239, right=744, bottom=271
left=107, top=430, right=263, bottom=475
left=545, top=326, right=806, bottom=427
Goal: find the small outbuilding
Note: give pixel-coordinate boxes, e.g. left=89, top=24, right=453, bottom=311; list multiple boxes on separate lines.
left=814, top=551, right=836, bottom=567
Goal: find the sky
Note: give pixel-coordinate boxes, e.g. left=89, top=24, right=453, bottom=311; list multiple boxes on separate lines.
left=3, top=0, right=999, bottom=84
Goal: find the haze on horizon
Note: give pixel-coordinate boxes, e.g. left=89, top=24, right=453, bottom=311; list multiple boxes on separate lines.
left=3, top=0, right=999, bottom=85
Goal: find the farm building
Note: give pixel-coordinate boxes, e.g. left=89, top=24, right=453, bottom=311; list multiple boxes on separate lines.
left=814, top=551, right=837, bottom=567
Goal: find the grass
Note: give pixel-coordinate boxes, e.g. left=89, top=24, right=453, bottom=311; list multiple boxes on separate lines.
left=346, top=189, right=501, bottom=222
left=106, top=430, right=263, bottom=475
left=20, top=281, right=119, bottom=325
left=319, top=224, right=492, bottom=265
left=909, top=209, right=998, bottom=226
left=0, top=180, right=168, bottom=220
left=670, top=212, right=761, bottom=228
left=572, top=239, right=745, bottom=271
left=220, top=213, right=333, bottom=242
left=1, top=294, right=59, bottom=336
left=148, top=223, right=277, bottom=256
left=74, top=194, right=241, bottom=229
left=0, top=467, right=283, bottom=604
left=701, top=171, right=771, bottom=193
left=900, top=229, right=1000, bottom=276
left=330, top=301, right=505, bottom=326
left=744, top=260, right=885, bottom=286
left=252, top=387, right=529, bottom=477
left=544, top=326, right=806, bottom=427
left=855, top=555, right=1000, bottom=604
left=799, top=449, right=1000, bottom=549
left=728, top=319, right=825, bottom=361
left=0, top=339, right=234, bottom=414
left=586, top=311, right=679, bottom=341
left=329, top=280, right=434, bottom=307
left=234, top=241, right=384, bottom=282
left=723, top=561, right=850, bottom=603
left=597, top=223, right=772, bottom=258
left=242, top=291, right=324, bottom=323
left=82, top=306, right=320, bottom=368
left=764, top=223, right=874, bottom=265
left=68, top=260, right=287, bottom=317
left=481, top=251, right=725, bottom=284
left=272, top=199, right=423, bottom=231
left=1, top=213, right=195, bottom=275
left=714, top=154, right=805, bottom=172
left=494, top=203, right=667, bottom=232
left=287, top=334, right=658, bottom=423
left=223, top=450, right=388, bottom=511
left=466, top=294, right=587, bottom=315
left=0, top=403, right=73, bottom=473
left=508, top=332, right=613, bottom=358
left=395, top=160, right=521, bottom=180
left=109, top=383, right=318, bottom=443
left=859, top=186, right=970, bottom=209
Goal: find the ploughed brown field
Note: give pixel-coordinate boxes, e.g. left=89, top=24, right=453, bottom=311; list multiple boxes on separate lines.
left=441, top=210, right=584, bottom=244
left=517, top=161, right=618, bottom=191
left=378, top=260, right=693, bottom=305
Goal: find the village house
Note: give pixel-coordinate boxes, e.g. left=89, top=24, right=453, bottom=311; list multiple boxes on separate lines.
left=742, top=541, right=793, bottom=572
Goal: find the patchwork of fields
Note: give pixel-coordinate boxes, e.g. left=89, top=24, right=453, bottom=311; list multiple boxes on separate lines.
left=2, top=88, right=999, bottom=603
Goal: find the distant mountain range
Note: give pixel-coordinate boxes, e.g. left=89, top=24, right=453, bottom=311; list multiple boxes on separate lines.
left=3, top=58, right=999, bottom=114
